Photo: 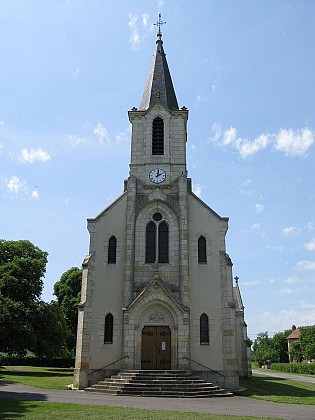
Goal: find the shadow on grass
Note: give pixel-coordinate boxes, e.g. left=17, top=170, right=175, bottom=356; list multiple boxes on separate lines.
left=238, top=375, right=315, bottom=398
left=0, top=393, right=46, bottom=419
left=0, top=368, right=73, bottom=379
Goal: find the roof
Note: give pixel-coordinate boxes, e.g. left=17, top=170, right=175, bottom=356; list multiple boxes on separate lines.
left=139, top=33, right=179, bottom=111
left=287, top=328, right=300, bottom=340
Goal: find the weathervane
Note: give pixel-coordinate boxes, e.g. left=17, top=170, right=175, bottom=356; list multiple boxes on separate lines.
left=154, top=13, right=166, bottom=39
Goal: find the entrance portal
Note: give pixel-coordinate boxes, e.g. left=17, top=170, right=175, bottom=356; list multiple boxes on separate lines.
left=141, top=326, right=171, bottom=369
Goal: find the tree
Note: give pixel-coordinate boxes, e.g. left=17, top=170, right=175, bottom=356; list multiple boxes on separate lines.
left=272, top=330, right=291, bottom=363
left=53, top=267, right=82, bottom=356
left=289, top=341, right=303, bottom=363
left=0, top=239, right=68, bottom=357
left=252, top=332, right=279, bottom=366
left=299, top=326, right=315, bottom=361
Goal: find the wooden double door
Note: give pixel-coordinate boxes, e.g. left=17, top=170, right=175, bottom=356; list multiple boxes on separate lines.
left=141, top=326, right=171, bottom=370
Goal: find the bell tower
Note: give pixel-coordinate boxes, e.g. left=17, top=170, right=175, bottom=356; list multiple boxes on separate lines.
left=128, top=16, right=188, bottom=189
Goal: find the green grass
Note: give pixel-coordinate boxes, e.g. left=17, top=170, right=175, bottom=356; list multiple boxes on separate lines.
left=0, top=366, right=73, bottom=389
left=238, top=373, right=315, bottom=405
left=0, top=401, right=280, bottom=420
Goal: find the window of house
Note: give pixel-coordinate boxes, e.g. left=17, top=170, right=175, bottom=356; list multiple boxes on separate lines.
left=104, top=313, right=113, bottom=344
left=145, top=213, right=169, bottom=263
left=108, top=236, right=117, bottom=264
left=152, top=117, right=164, bottom=155
left=198, top=236, right=207, bottom=263
left=200, top=313, right=209, bottom=344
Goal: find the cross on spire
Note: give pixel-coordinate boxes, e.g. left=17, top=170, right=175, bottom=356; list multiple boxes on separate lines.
left=154, top=13, right=166, bottom=42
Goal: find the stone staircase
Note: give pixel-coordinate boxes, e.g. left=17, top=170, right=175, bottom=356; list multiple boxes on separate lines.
left=85, top=370, right=233, bottom=397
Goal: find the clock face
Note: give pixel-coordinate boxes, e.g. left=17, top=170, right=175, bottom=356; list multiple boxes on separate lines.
left=149, top=168, right=166, bottom=184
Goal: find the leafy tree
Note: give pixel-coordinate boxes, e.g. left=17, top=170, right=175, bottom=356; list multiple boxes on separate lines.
left=252, top=332, right=279, bottom=366
left=54, top=267, right=82, bottom=356
left=289, top=340, right=303, bottom=363
left=299, top=326, right=315, bottom=361
left=272, top=330, right=291, bottom=363
left=0, top=239, right=68, bottom=357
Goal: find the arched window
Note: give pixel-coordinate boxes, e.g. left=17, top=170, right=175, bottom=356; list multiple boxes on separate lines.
left=200, top=313, right=209, bottom=344
left=158, top=221, right=169, bottom=263
left=145, top=221, right=156, bottom=263
left=108, top=236, right=117, bottom=264
left=198, top=236, right=207, bottom=263
left=145, top=213, right=169, bottom=263
left=152, top=117, right=164, bottom=155
left=104, top=313, right=113, bottom=344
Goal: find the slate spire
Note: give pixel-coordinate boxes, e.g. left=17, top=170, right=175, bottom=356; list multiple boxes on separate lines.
left=139, top=15, right=179, bottom=111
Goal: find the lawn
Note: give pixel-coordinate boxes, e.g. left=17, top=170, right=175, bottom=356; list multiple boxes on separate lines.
left=0, top=366, right=73, bottom=390
left=238, top=373, right=315, bottom=405
left=0, top=401, right=281, bottom=420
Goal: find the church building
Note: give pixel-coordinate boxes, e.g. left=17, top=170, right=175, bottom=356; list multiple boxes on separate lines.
left=73, top=23, right=251, bottom=392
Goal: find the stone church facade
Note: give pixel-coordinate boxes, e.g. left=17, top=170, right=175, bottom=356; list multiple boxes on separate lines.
left=73, top=29, right=251, bottom=392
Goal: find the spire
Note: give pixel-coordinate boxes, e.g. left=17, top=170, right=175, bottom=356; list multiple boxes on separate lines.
left=139, top=14, right=179, bottom=111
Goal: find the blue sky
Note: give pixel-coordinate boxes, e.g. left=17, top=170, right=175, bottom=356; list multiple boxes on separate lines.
left=1, top=0, right=314, bottom=340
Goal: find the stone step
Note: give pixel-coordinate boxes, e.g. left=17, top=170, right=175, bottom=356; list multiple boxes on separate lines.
left=85, top=369, right=233, bottom=398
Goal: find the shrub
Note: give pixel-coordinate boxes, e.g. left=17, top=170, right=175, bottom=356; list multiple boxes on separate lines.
left=271, top=362, right=315, bottom=375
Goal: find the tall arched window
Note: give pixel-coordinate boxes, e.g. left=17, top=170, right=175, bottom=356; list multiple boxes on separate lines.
left=145, top=213, right=169, bottom=263
left=104, top=313, right=113, bottom=344
left=158, top=221, right=169, bottom=263
left=152, top=117, right=164, bottom=155
left=200, top=313, right=209, bottom=344
left=145, top=221, right=156, bottom=263
left=108, top=236, right=117, bottom=264
left=198, top=236, right=207, bottom=263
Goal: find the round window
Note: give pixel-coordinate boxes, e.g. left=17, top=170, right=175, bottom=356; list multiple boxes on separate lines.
left=152, top=212, right=163, bottom=222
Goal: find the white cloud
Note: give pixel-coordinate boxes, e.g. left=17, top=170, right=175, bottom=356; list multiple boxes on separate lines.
left=251, top=223, right=260, bottom=230
left=142, top=13, right=150, bottom=28
left=0, top=120, right=4, bottom=126
left=192, top=184, right=203, bottom=197
left=268, top=278, right=276, bottom=283
left=296, top=260, right=315, bottom=270
left=6, top=175, right=27, bottom=194
left=242, top=280, right=260, bottom=287
left=305, top=222, right=314, bottom=232
left=128, top=13, right=153, bottom=51
left=0, top=143, right=3, bottom=155
left=210, top=124, right=314, bottom=158
left=223, top=127, right=237, bottom=145
left=93, top=123, right=110, bottom=143
left=236, top=134, right=269, bottom=158
left=69, top=135, right=87, bottom=146
left=267, top=244, right=283, bottom=252
left=255, top=203, right=264, bottom=214
left=31, top=189, right=39, bottom=199
left=284, top=276, right=299, bottom=284
left=275, top=128, right=314, bottom=156
left=19, top=148, right=51, bottom=164
left=283, top=226, right=301, bottom=236
left=115, top=131, right=129, bottom=144
left=305, top=238, right=315, bottom=251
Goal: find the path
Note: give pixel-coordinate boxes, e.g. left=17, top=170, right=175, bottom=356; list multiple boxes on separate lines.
left=0, top=380, right=314, bottom=420
left=252, top=369, right=315, bottom=384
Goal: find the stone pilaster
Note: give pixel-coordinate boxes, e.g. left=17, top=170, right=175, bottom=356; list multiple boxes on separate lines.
left=178, top=174, right=190, bottom=307
left=123, top=175, right=137, bottom=307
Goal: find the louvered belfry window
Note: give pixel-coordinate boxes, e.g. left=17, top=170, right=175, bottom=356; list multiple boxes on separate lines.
left=152, top=117, right=164, bottom=155
left=145, top=213, right=169, bottom=263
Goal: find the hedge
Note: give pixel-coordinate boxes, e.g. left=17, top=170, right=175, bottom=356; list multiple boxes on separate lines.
left=271, top=362, right=315, bottom=375
left=0, top=356, right=75, bottom=368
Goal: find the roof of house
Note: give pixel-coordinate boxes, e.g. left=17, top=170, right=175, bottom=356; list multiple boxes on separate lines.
left=287, top=327, right=300, bottom=340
